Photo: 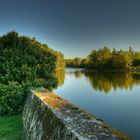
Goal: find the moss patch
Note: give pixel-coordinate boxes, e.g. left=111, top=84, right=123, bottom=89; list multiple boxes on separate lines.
left=0, top=115, right=24, bottom=140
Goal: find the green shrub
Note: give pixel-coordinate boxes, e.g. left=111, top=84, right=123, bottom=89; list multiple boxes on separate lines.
left=0, top=31, right=60, bottom=114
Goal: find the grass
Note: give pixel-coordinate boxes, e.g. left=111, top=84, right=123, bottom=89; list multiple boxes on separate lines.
left=0, top=115, right=24, bottom=140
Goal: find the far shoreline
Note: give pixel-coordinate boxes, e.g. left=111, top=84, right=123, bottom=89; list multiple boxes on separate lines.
left=65, top=66, right=140, bottom=73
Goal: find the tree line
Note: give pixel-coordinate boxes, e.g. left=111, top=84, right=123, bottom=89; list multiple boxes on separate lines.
left=65, top=47, right=140, bottom=69
left=0, top=31, right=65, bottom=114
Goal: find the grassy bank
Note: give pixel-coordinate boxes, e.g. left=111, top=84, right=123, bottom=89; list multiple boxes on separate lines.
left=0, top=115, right=24, bottom=140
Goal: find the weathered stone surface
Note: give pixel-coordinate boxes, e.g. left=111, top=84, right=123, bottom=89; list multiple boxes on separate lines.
left=23, top=88, right=131, bottom=140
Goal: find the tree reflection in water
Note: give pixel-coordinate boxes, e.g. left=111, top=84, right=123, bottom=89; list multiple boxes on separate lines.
left=54, top=69, right=66, bottom=87
left=55, top=68, right=140, bottom=94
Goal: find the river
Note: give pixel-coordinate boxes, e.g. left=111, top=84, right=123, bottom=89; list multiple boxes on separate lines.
left=54, top=68, right=140, bottom=140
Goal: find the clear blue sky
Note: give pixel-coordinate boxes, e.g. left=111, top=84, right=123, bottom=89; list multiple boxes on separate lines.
left=0, top=0, right=140, bottom=58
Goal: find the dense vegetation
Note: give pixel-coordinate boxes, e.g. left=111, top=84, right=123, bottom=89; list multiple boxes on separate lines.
left=0, top=31, right=65, bottom=114
left=65, top=47, right=140, bottom=70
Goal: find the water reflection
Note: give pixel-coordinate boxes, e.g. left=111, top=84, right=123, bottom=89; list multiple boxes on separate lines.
left=85, top=72, right=140, bottom=93
left=66, top=71, right=83, bottom=78
left=55, top=68, right=140, bottom=94
left=55, top=69, right=66, bottom=87
left=54, top=68, right=140, bottom=140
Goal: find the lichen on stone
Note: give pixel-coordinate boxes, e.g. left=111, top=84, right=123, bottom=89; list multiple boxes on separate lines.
left=22, top=88, right=132, bottom=140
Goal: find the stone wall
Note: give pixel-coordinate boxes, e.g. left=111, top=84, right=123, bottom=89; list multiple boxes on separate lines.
left=22, top=88, right=131, bottom=140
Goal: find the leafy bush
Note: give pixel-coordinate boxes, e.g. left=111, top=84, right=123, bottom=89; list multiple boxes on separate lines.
left=0, top=31, right=61, bottom=114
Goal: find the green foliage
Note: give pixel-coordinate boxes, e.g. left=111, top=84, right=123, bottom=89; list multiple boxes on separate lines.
left=111, top=51, right=132, bottom=68
left=88, top=47, right=132, bottom=69
left=66, top=46, right=140, bottom=69
left=132, top=52, right=140, bottom=66
left=0, top=31, right=64, bottom=114
left=0, top=82, right=24, bottom=114
left=65, top=57, right=89, bottom=68
left=54, top=51, right=65, bottom=70
left=65, top=57, right=81, bottom=67
left=89, top=47, right=111, bottom=68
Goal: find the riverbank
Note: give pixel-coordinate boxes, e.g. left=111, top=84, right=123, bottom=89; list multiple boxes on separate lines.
left=0, top=115, right=24, bottom=140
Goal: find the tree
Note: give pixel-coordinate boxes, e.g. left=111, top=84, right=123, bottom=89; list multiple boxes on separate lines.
left=112, top=51, right=132, bottom=69
left=0, top=31, right=65, bottom=114
left=88, top=47, right=111, bottom=68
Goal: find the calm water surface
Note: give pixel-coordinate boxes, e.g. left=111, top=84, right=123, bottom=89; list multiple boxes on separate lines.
left=54, top=68, right=140, bottom=140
